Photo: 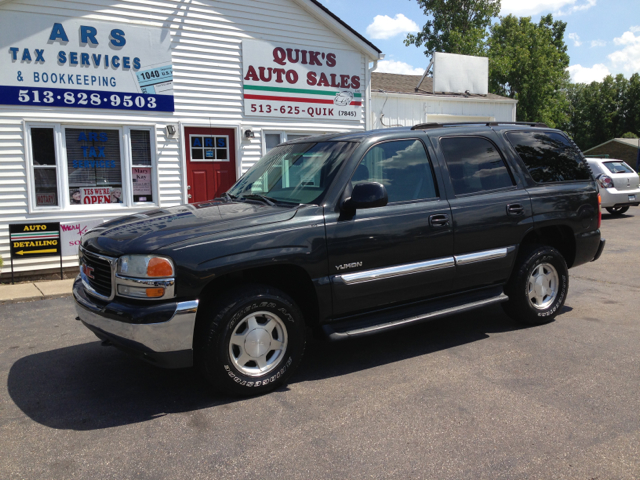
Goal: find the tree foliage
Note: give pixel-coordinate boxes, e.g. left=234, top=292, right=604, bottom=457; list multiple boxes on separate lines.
left=404, top=0, right=501, bottom=57
left=488, top=14, right=570, bottom=128
left=562, top=73, right=640, bottom=150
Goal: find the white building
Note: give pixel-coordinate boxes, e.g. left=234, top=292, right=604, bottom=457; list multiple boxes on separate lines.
left=0, top=0, right=383, bottom=278
left=371, top=72, right=517, bottom=129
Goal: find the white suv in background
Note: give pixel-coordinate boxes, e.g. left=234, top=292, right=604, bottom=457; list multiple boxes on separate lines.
left=586, top=158, right=640, bottom=215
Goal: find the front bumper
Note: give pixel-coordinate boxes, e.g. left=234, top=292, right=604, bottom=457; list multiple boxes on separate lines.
left=73, top=276, right=198, bottom=368
left=600, top=187, right=640, bottom=208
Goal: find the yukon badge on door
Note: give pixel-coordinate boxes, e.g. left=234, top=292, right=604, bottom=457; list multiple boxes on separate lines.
left=336, top=262, right=363, bottom=271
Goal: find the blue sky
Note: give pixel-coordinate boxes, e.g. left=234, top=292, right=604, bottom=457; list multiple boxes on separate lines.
left=321, top=0, right=640, bottom=84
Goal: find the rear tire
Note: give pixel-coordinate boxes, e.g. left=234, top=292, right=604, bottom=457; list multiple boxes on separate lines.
left=195, top=284, right=306, bottom=396
left=605, top=206, right=629, bottom=215
left=502, top=245, right=569, bottom=325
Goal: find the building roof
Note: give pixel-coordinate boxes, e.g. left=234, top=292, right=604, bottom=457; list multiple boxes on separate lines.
left=371, top=72, right=515, bottom=101
left=584, top=138, right=640, bottom=152
left=307, top=0, right=381, bottom=54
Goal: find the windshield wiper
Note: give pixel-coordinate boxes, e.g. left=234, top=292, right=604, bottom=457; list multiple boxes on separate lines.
left=220, top=192, right=237, bottom=202
left=238, top=194, right=277, bottom=206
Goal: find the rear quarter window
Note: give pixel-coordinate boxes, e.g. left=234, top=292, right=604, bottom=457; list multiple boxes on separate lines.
left=505, top=131, right=591, bottom=183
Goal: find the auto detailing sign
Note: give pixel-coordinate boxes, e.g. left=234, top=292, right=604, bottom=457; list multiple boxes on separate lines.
left=0, top=12, right=174, bottom=112
left=242, top=39, right=362, bottom=120
left=9, top=222, right=61, bottom=258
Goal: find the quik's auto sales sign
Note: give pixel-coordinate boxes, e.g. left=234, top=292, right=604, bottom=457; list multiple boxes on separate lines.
left=0, top=11, right=174, bottom=112
left=242, top=39, right=363, bottom=120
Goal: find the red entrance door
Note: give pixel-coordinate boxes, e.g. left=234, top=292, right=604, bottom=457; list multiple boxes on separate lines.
left=185, top=127, right=236, bottom=203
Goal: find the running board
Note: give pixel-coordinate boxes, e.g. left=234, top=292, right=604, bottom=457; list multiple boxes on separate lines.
left=322, top=288, right=508, bottom=341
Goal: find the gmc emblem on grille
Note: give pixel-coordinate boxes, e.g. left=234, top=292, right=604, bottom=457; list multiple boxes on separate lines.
left=82, top=264, right=95, bottom=279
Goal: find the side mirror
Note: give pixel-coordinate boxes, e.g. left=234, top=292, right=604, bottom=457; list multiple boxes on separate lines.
left=343, top=182, right=388, bottom=210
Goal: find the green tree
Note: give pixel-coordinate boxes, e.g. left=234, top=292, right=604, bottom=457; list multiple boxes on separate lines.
left=404, top=0, right=501, bottom=57
left=622, top=132, right=638, bottom=138
left=621, top=73, right=640, bottom=137
left=488, top=14, right=570, bottom=128
left=563, top=74, right=636, bottom=151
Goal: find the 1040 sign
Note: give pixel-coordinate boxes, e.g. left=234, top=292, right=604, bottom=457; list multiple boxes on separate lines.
left=18, top=89, right=157, bottom=109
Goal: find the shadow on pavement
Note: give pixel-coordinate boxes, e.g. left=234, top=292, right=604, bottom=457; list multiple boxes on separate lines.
left=8, top=304, right=556, bottom=431
left=601, top=212, right=635, bottom=220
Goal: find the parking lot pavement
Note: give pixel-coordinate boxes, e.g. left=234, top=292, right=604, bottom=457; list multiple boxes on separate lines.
left=1, top=212, right=639, bottom=479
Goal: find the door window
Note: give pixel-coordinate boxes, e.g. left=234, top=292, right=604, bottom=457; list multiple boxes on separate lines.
left=440, top=136, right=514, bottom=195
left=354, top=140, right=438, bottom=203
left=189, top=135, right=228, bottom=161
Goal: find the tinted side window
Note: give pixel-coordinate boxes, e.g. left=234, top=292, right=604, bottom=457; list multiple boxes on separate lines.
left=440, top=136, right=514, bottom=195
left=354, top=140, right=438, bottom=203
left=505, top=131, right=591, bottom=183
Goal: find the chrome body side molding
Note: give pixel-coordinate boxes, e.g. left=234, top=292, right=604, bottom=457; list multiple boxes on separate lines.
left=336, top=257, right=455, bottom=285
left=454, top=247, right=509, bottom=266
left=334, top=247, right=514, bottom=286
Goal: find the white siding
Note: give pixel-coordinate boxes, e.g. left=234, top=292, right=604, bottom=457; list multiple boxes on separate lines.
left=0, top=0, right=372, bottom=275
left=371, top=93, right=516, bottom=129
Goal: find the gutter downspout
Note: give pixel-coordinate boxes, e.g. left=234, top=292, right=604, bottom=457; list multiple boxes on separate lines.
left=365, top=54, right=383, bottom=131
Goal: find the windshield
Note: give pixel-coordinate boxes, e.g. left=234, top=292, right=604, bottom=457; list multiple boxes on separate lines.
left=603, top=161, right=635, bottom=174
left=228, top=141, right=357, bottom=205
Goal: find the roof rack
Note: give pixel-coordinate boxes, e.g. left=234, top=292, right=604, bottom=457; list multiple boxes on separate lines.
left=410, top=121, right=549, bottom=130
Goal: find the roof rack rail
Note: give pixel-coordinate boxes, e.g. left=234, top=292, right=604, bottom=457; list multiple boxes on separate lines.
left=410, top=121, right=549, bottom=130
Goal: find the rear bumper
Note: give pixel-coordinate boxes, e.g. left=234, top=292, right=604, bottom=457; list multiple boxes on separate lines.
left=600, top=188, right=640, bottom=208
left=592, top=239, right=606, bottom=262
left=73, top=276, right=198, bottom=368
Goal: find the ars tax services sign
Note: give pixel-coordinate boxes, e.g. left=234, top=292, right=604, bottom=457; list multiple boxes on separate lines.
left=242, top=39, right=363, bottom=120
left=0, top=11, right=174, bottom=112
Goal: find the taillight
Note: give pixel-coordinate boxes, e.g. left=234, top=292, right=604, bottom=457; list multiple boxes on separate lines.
left=598, top=194, right=602, bottom=229
left=596, top=174, right=614, bottom=189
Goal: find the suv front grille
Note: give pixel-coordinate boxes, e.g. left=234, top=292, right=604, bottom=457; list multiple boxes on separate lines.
left=81, top=249, right=115, bottom=299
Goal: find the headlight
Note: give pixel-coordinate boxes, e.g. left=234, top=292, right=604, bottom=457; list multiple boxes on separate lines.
left=117, top=255, right=175, bottom=278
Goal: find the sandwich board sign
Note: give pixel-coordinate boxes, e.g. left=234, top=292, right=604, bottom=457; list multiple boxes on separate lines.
left=9, top=222, right=62, bottom=283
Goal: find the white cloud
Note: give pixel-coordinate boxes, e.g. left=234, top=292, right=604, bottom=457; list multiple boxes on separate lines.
left=376, top=60, right=425, bottom=76
left=366, top=14, right=419, bottom=40
left=591, top=39, right=606, bottom=47
left=567, top=64, right=611, bottom=83
left=609, top=29, right=640, bottom=74
left=568, top=33, right=582, bottom=46
left=501, top=0, right=596, bottom=16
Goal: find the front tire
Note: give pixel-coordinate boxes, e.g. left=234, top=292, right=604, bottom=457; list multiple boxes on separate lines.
left=502, top=245, right=569, bottom=325
left=605, top=206, right=629, bottom=215
left=195, top=285, right=306, bottom=396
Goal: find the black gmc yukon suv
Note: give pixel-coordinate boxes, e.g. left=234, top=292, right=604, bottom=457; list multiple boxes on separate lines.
left=74, top=122, right=605, bottom=395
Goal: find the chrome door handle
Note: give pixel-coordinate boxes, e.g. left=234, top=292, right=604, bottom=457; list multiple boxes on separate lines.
left=429, top=214, right=450, bottom=226
left=507, top=204, right=524, bottom=216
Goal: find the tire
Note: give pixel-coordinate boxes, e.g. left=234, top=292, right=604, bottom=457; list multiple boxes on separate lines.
left=605, top=206, right=629, bottom=215
left=195, top=284, right=306, bottom=396
left=502, top=245, right=569, bottom=325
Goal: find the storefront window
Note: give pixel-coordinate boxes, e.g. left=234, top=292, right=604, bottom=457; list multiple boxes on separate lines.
left=66, top=128, right=122, bottom=205
left=190, top=135, right=228, bottom=161
left=131, top=130, right=154, bottom=203
left=28, top=124, right=156, bottom=210
left=31, top=128, right=58, bottom=207
left=264, top=132, right=314, bottom=154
